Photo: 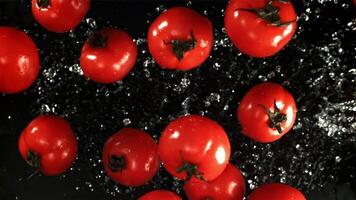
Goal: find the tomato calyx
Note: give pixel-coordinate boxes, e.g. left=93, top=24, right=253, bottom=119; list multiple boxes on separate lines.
left=259, top=99, right=287, bottom=133
left=87, top=32, right=108, bottom=48
left=176, top=162, right=204, bottom=181
left=108, top=155, right=126, bottom=173
left=165, top=31, right=197, bottom=61
left=26, top=150, right=41, bottom=169
left=236, top=0, right=293, bottom=26
left=36, top=0, right=51, bottom=8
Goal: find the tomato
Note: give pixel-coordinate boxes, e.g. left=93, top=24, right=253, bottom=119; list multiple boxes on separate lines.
left=249, top=183, right=306, bottom=200
left=138, top=190, right=182, bottom=200
left=18, top=115, right=78, bottom=176
left=80, top=28, right=137, bottom=83
left=148, top=7, right=213, bottom=70
left=184, top=163, right=245, bottom=200
left=225, top=0, right=297, bottom=57
left=0, top=27, right=39, bottom=94
left=31, top=0, right=90, bottom=33
left=237, top=82, right=297, bottom=143
left=102, top=128, right=160, bottom=187
left=158, top=115, right=231, bottom=181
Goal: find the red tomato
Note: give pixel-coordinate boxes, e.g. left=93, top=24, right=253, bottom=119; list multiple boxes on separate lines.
left=148, top=7, right=213, bottom=70
left=158, top=115, right=231, bottom=181
left=102, top=128, right=160, bottom=187
left=80, top=29, right=137, bottom=83
left=184, top=163, right=245, bottom=200
left=249, top=183, right=306, bottom=200
left=31, top=0, right=90, bottom=33
left=237, top=82, right=297, bottom=143
left=139, top=190, right=182, bottom=200
left=18, top=115, right=77, bottom=176
left=0, top=27, right=39, bottom=94
left=225, top=0, right=297, bottom=57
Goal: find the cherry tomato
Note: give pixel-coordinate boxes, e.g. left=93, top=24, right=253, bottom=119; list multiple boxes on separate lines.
left=102, top=128, right=160, bottom=187
left=184, top=163, right=245, bottom=200
left=31, top=0, right=90, bottom=33
left=18, top=115, right=78, bottom=176
left=237, top=82, right=297, bottom=143
left=139, top=190, right=182, bottom=200
left=148, top=7, right=213, bottom=70
left=225, top=0, right=297, bottom=57
left=158, top=115, right=231, bottom=181
left=249, top=183, right=306, bottom=200
left=0, top=27, right=39, bottom=94
left=80, top=28, right=137, bottom=83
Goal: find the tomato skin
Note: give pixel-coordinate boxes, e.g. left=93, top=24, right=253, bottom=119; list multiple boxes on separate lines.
left=31, top=0, right=90, bottom=33
left=148, top=7, right=213, bottom=70
left=18, top=115, right=78, bottom=176
left=158, top=115, right=231, bottom=181
left=249, top=183, right=306, bottom=200
left=0, top=27, right=39, bottom=94
left=237, top=82, right=297, bottom=143
left=184, top=163, right=245, bottom=200
left=139, top=190, right=182, bottom=200
left=102, top=128, right=160, bottom=187
left=225, top=0, right=297, bottom=57
left=80, top=29, right=137, bottom=84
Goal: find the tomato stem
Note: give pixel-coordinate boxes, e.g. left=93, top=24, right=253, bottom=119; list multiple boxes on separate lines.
left=36, top=0, right=51, bottom=8
left=259, top=99, right=287, bottom=133
left=165, top=31, right=197, bottom=61
left=26, top=150, right=40, bottom=169
left=109, top=155, right=126, bottom=172
left=87, top=31, right=108, bottom=48
left=236, top=0, right=294, bottom=26
left=176, top=162, right=204, bottom=181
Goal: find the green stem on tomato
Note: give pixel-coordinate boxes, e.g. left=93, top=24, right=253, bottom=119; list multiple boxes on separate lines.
left=26, top=150, right=41, bottom=169
left=108, top=155, right=126, bottom=173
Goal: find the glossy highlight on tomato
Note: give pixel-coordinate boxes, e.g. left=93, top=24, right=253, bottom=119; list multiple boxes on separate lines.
left=0, top=27, right=39, bottom=94
left=80, top=28, right=138, bottom=83
left=138, top=190, right=182, bottom=200
left=158, top=115, right=231, bottom=181
left=249, top=183, right=306, bottom=200
left=102, top=128, right=160, bottom=187
left=237, top=82, right=297, bottom=143
left=225, top=0, right=297, bottom=57
left=148, top=7, right=213, bottom=70
left=184, top=163, right=246, bottom=200
left=18, top=115, right=78, bottom=176
left=31, top=0, right=90, bottom=33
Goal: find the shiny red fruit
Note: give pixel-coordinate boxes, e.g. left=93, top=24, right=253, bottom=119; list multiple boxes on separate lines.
left=139, top=190, right=182, bottom=200
left=184, top=163, right=246, bottom=200
left=238, top=82, right=297, bottom=143
left=0, top=27, right=39, bottom=94
left=158, top=115, right=231, bottom=181
left=18, top=115, right=78, bottom=176
left=249, top=183, right=306, bottom=200
left=80, top=29, right=138, bottom=83
left=225, top=0, right=297, bottom=57
left=31, top=0, right=90, bottom=32
left=148, top=7, right=213, bottom=70
left=102, top=128, right=160, bottom=187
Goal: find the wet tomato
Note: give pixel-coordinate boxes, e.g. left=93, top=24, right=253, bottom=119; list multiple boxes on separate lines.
left=102, top=128, right=160, bottom=187
left=0, top=27, right=39, bottom=94
left=80, top=28, right=138, bottom=83
left=148, top=7, right=213, bottom=70
left=18, top=115, right=78, bottom=176
left=139, top=190, right=182, bottom=200
left=184, top=163, right=245, bottom=200
left=249, top=183, right=306, bottom=200
left=31, top=0, right=90, bottom=32
left=237, top=82, right=297, bottom=143
left=225, top=0, right=297, bottom=57
left=158, top=115, right=231, bottom=181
